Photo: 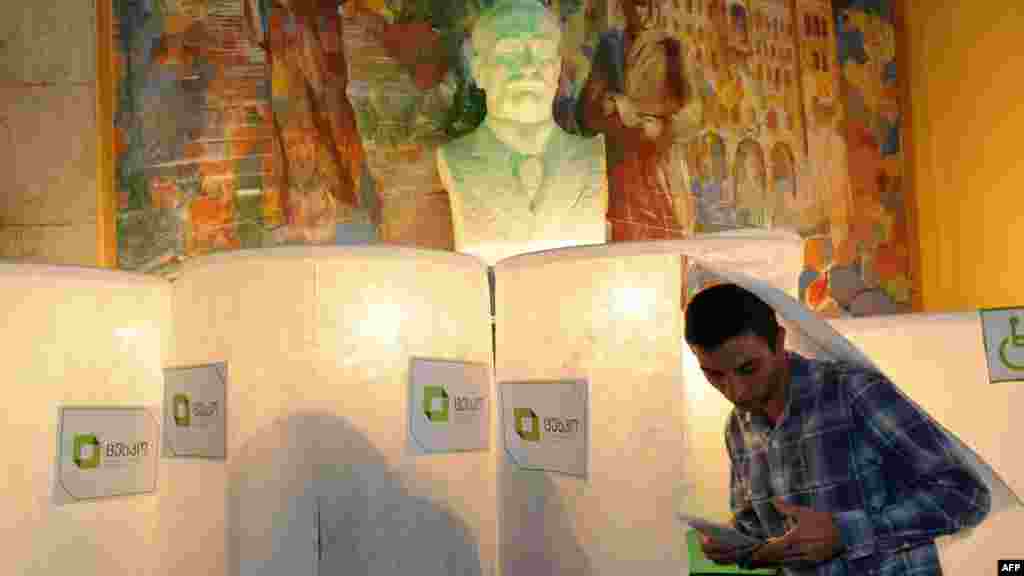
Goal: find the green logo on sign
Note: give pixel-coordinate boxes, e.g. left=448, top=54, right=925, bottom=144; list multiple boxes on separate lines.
left=173, top=393, right=191, bottom=427
left=424, top=386, right=449, bottom=423
left=514, top=408, right=540, bottom=442
left=73, top=433, right=101, bottom=469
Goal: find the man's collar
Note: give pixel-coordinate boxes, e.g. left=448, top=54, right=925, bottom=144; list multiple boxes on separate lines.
left=786, top=351, right=815, bottom=400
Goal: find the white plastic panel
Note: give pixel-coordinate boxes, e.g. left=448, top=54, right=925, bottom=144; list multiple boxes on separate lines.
left=494, top=249, right=687, bottom=575
left=170, top=246, right=496, bottom=576
left=0, top=264, right=171, bottom=575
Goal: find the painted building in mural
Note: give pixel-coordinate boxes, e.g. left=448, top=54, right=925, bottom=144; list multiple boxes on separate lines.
left=670, top=0, right=912, bottom=316
left=659, top=0, right=846, bottom=240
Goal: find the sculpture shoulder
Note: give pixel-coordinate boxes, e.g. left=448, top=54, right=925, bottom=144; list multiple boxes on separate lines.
left=552, top=129, right=606, bottom=165
left=437, top=129, right=501, bottom=186
left=438, top=129, right=490, bottom=161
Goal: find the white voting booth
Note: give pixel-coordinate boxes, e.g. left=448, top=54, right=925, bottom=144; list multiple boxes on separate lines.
left=1, top=231, right=1020, bottom=575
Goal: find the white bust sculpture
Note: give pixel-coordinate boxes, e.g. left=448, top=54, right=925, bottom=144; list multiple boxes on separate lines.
left=436, top=0, right=608, bottom=265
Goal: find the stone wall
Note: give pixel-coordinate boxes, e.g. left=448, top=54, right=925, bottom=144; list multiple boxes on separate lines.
left=0, top=0, right=99, bottom=266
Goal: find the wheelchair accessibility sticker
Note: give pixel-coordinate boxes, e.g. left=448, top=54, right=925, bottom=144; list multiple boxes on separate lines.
left=981, top=308, right=1024, bottom=382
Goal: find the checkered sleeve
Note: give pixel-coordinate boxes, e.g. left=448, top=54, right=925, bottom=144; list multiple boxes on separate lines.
left=724, top=416, right=768, bottom=541
left=844, top=369, right=991, bottom=556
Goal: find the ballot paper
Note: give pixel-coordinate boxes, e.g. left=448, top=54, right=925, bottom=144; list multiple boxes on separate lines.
left=677, top=513, right=764, bottom=549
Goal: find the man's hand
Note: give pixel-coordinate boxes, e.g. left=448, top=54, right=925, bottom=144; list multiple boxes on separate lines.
left=698, top=532, right=758, bottom=566
left=751, top=498, right=844, bottom=566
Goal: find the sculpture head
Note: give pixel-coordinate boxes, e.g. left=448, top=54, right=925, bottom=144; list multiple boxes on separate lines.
left=470, top=0, right=562, bottom=125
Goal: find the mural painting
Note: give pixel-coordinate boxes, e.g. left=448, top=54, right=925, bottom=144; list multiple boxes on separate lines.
left=113, top=0, right=273, bottom=272
left=112, top=0, right=910, bottom=318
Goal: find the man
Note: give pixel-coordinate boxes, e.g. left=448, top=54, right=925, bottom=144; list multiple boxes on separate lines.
left=684, top=283, right=990, bottom=575
left=436, top=0, right=608, bottom=265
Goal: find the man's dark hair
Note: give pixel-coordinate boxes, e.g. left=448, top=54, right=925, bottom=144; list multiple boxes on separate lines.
left=684, top=283, right=780, bottom=352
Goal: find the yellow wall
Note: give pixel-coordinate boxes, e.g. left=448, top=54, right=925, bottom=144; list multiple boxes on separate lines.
left=906, top=1, right=1024, bottom=312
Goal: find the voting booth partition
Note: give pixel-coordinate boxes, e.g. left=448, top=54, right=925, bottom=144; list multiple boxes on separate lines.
left=2, top=234, right=1021, bottom=575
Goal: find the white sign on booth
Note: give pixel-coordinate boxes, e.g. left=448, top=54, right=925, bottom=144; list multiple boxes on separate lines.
left=501, top=379, right=588, bottom=478
left=163, top=362, right=227, bottom=459
left=408, top=357, right=491, bottom=454
left=980, top=307, right=1024, bottom=383
left=53, top=406, right=160, bottom=505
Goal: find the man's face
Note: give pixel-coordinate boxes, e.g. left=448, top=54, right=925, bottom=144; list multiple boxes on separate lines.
left=475, top=11, right=562, bottom=124
left=690, top=328, right=787, bottom=415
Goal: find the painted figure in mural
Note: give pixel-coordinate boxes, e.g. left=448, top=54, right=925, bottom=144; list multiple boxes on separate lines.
left=577, top=0, right=697, bottom=240
left=735, top=141, right=769, bottom=227
left=436, top=0, right=608, bottom=265
left=345, top=0, right=488, bottom=138
left=688, top=133, right=737, bottom=231
left=246, top=0, right=373, bottom=245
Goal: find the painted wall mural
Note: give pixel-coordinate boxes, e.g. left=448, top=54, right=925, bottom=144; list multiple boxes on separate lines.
left=112, top=0, right=910, bottom=317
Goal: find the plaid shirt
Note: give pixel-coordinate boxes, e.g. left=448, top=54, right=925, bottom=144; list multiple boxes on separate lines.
left=726, top=353, right=991, bottom=575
